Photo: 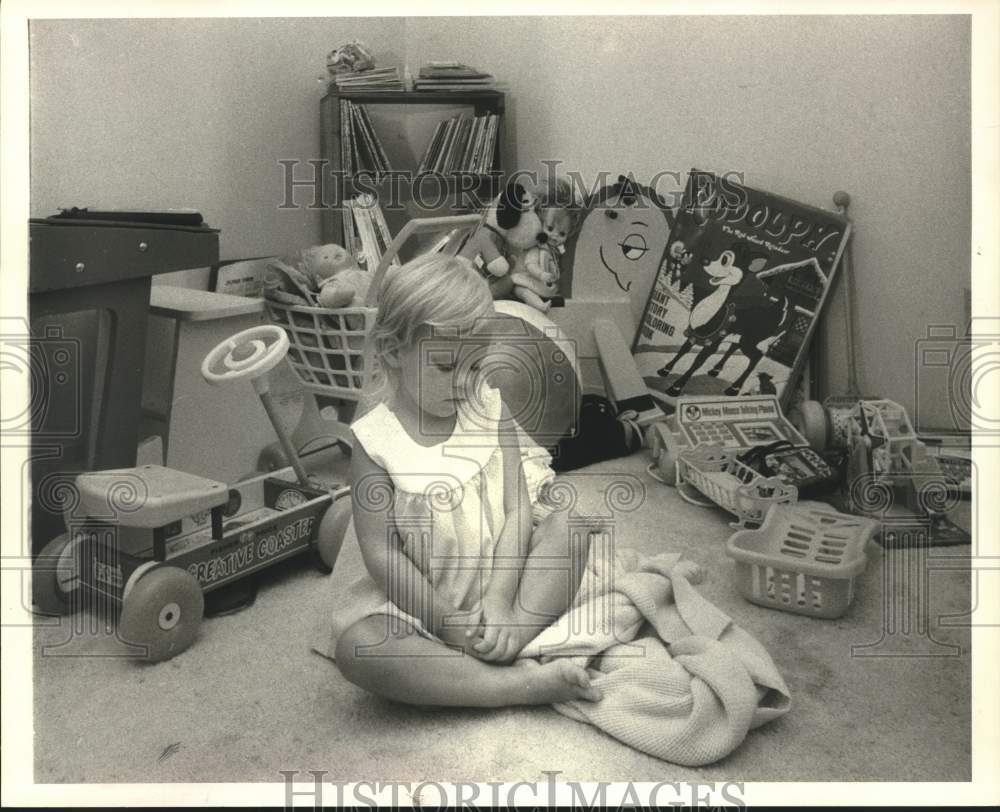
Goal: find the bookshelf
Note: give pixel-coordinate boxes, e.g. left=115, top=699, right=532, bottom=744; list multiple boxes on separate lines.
left=320, top=89, right=507, bottom=245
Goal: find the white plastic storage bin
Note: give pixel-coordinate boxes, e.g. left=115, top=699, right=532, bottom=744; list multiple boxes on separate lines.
left=726, top=504, right=878, bottom=619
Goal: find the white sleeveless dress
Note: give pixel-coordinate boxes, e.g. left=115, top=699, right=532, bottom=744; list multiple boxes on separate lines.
left=329, top=383, right=555, bottom=642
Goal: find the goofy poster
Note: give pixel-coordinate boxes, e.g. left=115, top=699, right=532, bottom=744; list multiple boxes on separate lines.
left=633, top=170, right=850, bottom=412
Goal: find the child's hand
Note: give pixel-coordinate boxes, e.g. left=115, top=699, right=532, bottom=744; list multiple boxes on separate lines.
left=472, top=599, right=520, bottom=664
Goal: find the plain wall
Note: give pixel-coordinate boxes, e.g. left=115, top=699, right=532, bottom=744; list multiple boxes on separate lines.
left=29, top=17, right=405, bottom=259
left=408, top=15, right=971, bottom=427
left=29, top=15, right=970, bottom=427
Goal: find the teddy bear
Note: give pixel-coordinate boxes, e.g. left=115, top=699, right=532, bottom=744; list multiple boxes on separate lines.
left=509, top=179, right=578, bottom=312
left=459, top=179, right=545, bottom=300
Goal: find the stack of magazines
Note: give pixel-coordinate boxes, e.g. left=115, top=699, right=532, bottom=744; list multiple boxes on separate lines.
left=332, top=66, right=404, bottom=92
left=339, top=100, right=392, bottom=175
left=417, top=113, right=500, bottom=174
left=414, top=62, right=495, bottom=91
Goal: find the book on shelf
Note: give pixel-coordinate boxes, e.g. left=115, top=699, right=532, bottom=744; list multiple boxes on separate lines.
left=472, top=114, right=491, bottom=175
left=418, top=62, right=491, bottom=78
left=445, top=117, right=470, bottom=173
left=469, top=115, right=487, bottom=173
left=358, top=105, right=391, bottom=170
left=351, top=104, right=384, bottom=173
left=460, top=115, right=481, bottom=171
left=349, top=104, right=375, bottom=172
left=339, top=99, right=392, bottom=175
left=413, top=80, right=496, bottom=91
left=414, top=61, right=496, bottom=91
left=433, top=117, right=457, bottom=174
left=341, top=208, right=355, bottom=258
left=332, top=66, right=404, bottom=92
left=343, top=193, right=400, bottom=274
left=340, top=100, right=352, bottom=174
left=416, top=112, right=499, bottom=175
left=418, top=120, right=447, bottom=174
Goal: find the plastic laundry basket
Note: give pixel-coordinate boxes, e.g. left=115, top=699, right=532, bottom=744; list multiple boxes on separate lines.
left=726, top=504, right=878, bottom=619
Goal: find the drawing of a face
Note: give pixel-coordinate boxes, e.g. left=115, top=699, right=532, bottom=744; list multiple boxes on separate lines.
left=568, top=184, right=671, bottom=324
left=594, top=204, right=658, bottom=292
left=702, top=249, right=745, bottom=287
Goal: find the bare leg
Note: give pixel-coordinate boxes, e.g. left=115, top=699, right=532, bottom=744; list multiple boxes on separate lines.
left=334, top=614, right=601, bottom=707
left=513, top=286, right=551, bottom=313
left=502, top=511, right=596, bottom=655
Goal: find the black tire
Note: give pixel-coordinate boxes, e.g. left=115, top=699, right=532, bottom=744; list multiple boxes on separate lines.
left=119, top=566, right=204, bottom=663
left=32, top=533, right=79, bottom=616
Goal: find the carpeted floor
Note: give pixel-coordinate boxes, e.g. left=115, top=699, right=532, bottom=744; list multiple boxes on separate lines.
left=32, top=451, right=972, bottom=784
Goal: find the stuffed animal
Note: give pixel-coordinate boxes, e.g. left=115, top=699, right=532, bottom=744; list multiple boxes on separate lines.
left=509, top=179, right=579, bottom=312
left=317, top=267, right=371, bottom=309
left=264, top=243, right=371, bottom=310
left=510, top=244, right=560, bottom=313
left=299, top=243, right=371, bottom=308
left=459, top=179, right=544, bottom=300
left=300, top=243, right=355, bottom=287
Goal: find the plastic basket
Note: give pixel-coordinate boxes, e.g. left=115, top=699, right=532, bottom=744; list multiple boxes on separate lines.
left=265, top=299, right=377, bottom=400
left=676, top=444, right=798, bottom=529
left=726, top=504, right=877, bottom=618
left=264, top=213, right=483, bottom=403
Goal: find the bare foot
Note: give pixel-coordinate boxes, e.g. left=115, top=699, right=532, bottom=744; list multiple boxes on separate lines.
left=515, top=659, right=602, bottom=704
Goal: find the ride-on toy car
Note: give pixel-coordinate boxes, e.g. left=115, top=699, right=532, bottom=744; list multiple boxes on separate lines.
left=32, top=325, right=352, bottom=662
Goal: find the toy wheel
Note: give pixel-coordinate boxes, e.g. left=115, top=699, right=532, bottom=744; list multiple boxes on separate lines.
left=311, top=494, right=352, bottom=574
left=791, top=400, right=829, bottom=451
left=118, top=566, right=204, bottom=663
left=32, top=533, right=80, bottom=616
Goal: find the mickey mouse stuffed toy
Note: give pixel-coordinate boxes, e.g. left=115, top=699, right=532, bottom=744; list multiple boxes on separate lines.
left=460, top=178, right=545, bottom=299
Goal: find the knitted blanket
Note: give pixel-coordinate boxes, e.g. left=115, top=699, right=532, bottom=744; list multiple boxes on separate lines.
left=516, top=546, right=791, bottom=766
left=312, top=536, right=790, bottom=766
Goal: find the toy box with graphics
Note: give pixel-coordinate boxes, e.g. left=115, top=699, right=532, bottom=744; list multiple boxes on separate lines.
left=633, top=171, right=849, bottom=412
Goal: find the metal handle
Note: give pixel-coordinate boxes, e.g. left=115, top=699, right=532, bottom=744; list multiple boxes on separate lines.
left=365, top=213, right=486, bottom=308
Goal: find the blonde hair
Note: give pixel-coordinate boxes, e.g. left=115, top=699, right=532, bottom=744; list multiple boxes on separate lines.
left=365, top=253, right=494, bottom=396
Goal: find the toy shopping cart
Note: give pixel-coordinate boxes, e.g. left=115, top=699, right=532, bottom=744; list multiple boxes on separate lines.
left=261, top=214, right=483, bottom=462
left=675, top=443, right=798, bottom=529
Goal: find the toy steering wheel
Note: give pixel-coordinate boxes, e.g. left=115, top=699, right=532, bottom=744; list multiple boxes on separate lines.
left=201, top=325, right=289, bottom=386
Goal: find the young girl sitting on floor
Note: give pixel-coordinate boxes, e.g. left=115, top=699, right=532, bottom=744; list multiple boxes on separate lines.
left=331, top=253, right=602, bottom=707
